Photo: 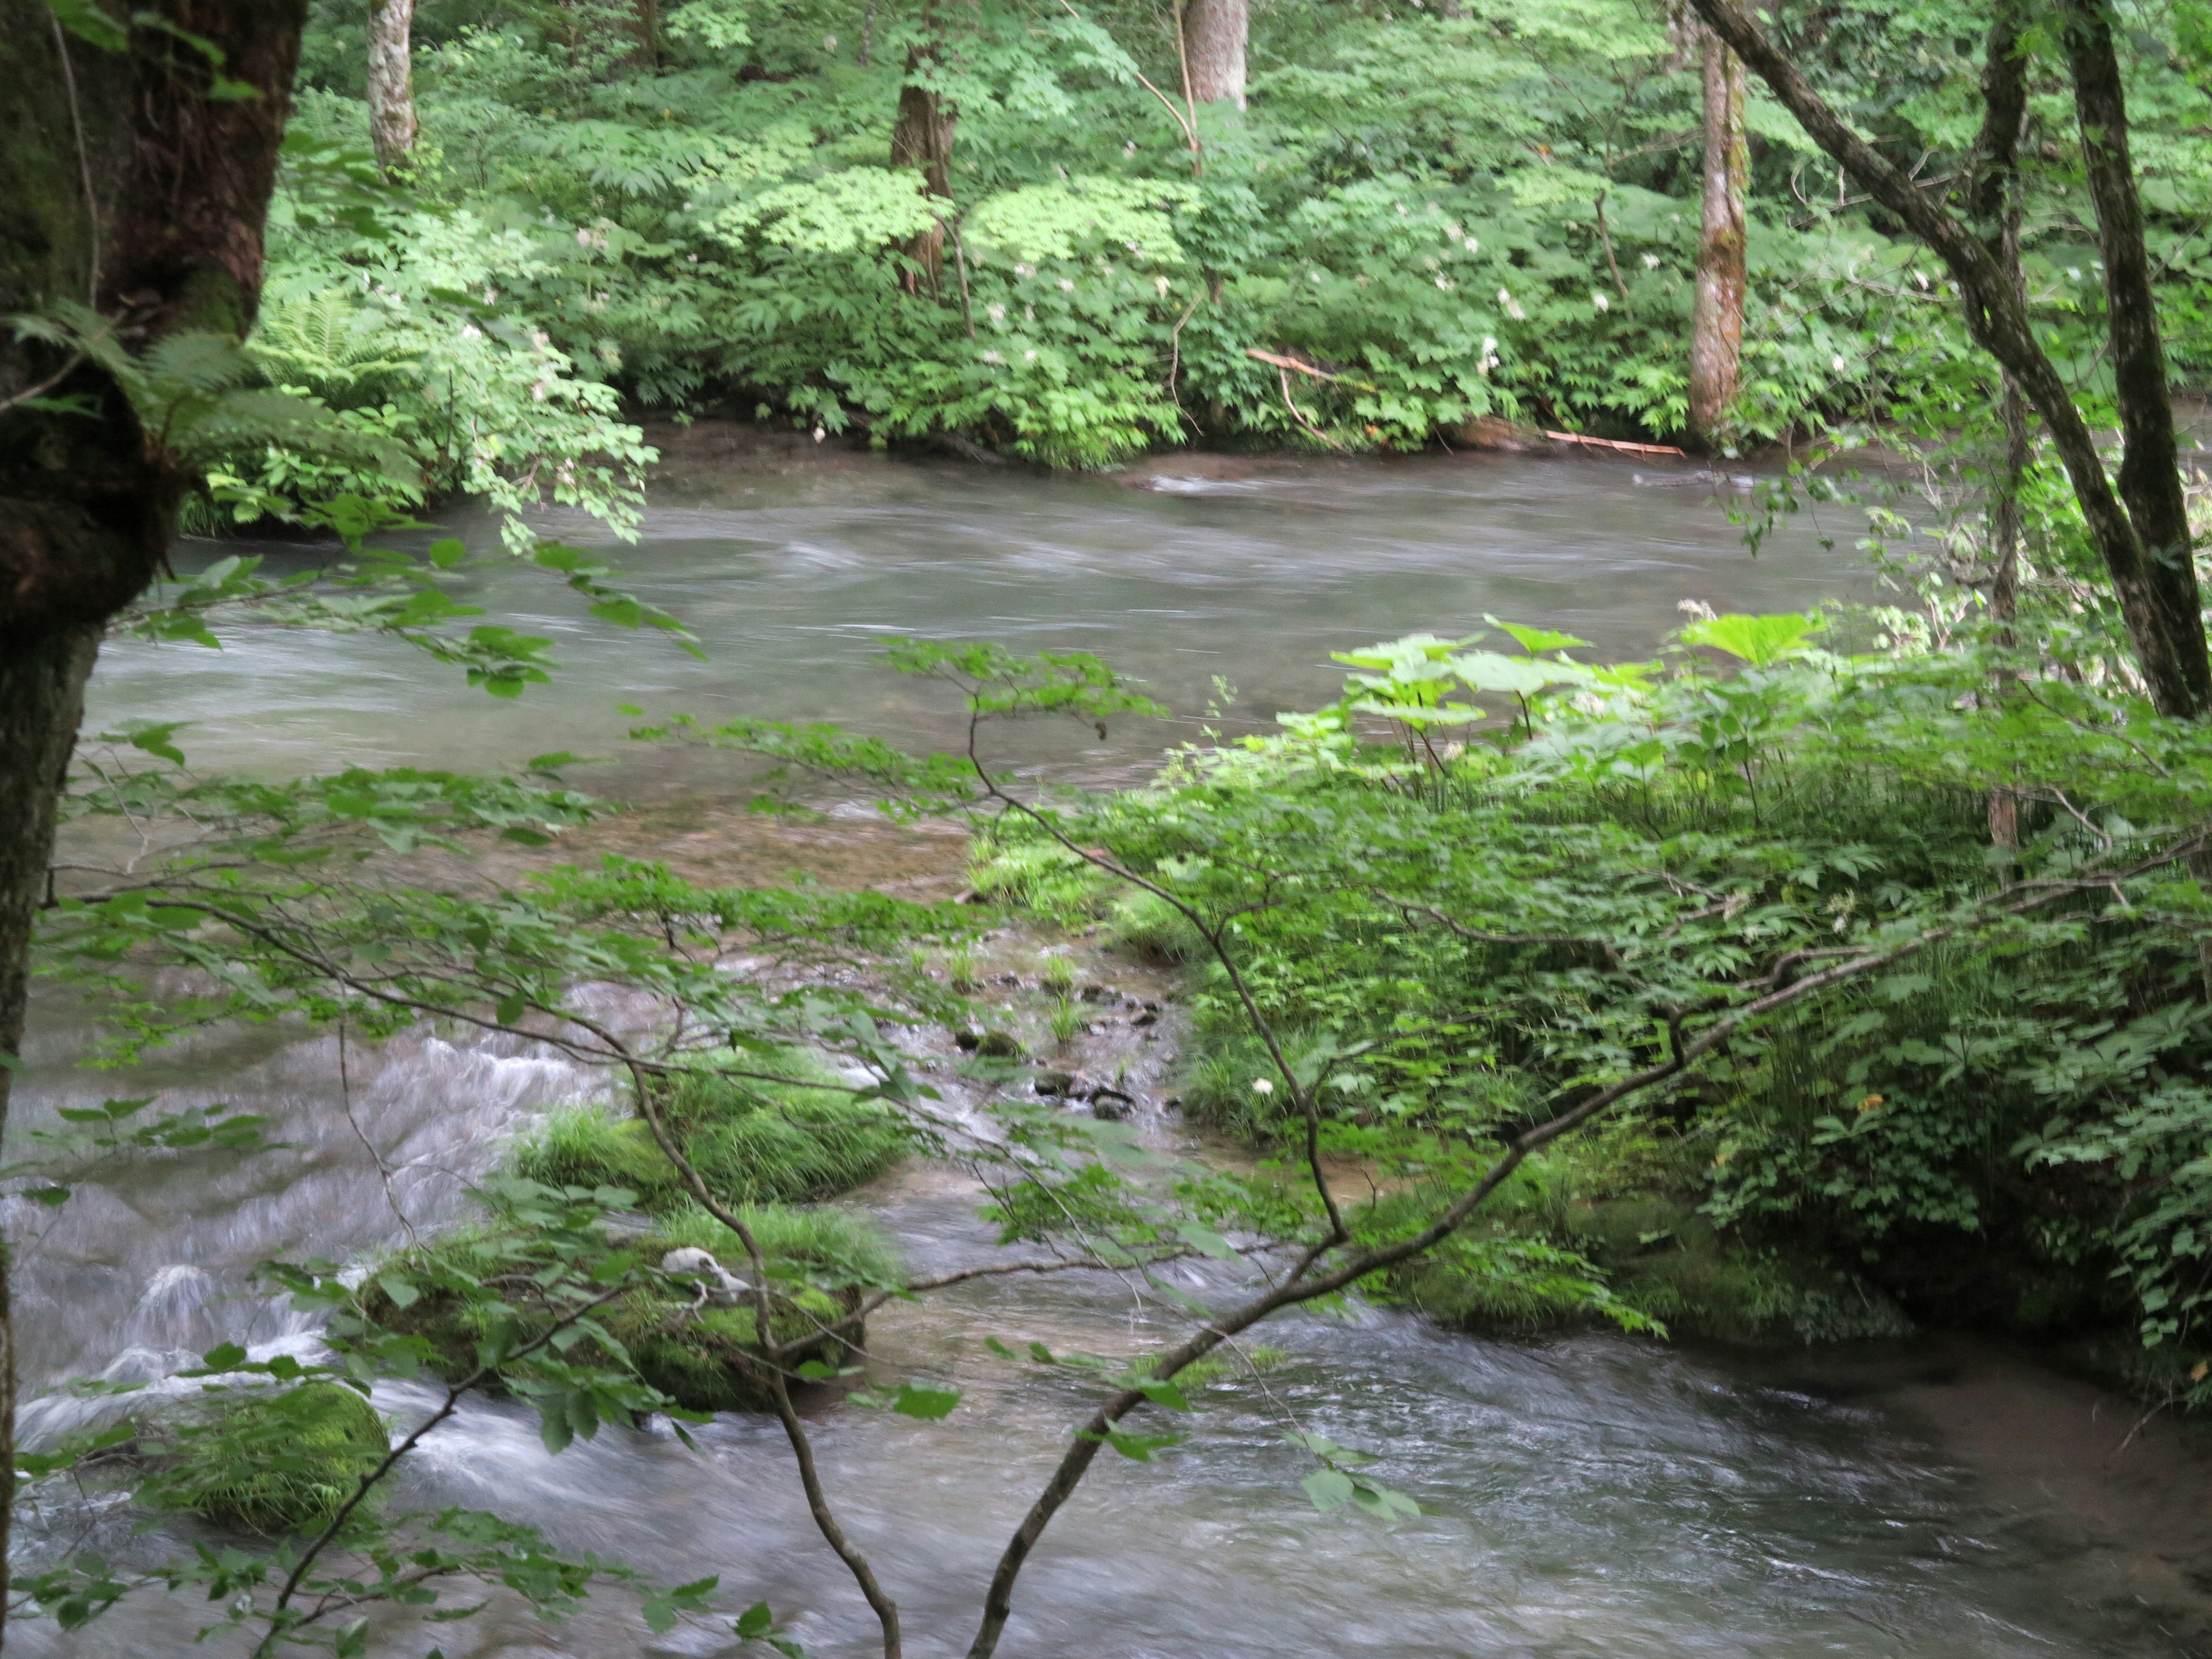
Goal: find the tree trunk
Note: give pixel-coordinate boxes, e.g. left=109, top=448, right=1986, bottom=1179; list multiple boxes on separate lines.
left=1182, top=0, right=1247, bottom=109
left=0, top=1, right=305, bottom=1628
left=368, top=0, right=416, bottom=179
left=1684, top=0, right=2212, bottom=720
left=1971, top=7, right=2028, bottom=862
left=1687, top=27, right=1747, bottom=446
left=2061, top=0, right=2205, bottom=692
left=890, top=21, right=955, bottom=292
left=1971, top=6, right=2029, bottom=651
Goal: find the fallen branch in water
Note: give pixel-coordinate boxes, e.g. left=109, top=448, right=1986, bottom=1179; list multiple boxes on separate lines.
left=1540, top=429, right=1688, bottom=457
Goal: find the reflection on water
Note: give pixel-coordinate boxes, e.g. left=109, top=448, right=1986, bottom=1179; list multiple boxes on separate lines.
left=20, top=441, right=2207, bottom=1657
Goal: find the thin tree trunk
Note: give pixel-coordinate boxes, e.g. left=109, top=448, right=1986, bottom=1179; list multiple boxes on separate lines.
left=1688, top=26, right=1747, bottom=446
left=890, top=9, right=955, bottom=292
left=1971, top=5, right=2028, bottom=859
left=2061, top=0, right=2203, bottom=685
left=368, top=0, right=416, bottom=179
left=1181, top=0, right=1247, bottom=108
left=0, top=4, right=305, bottom=1629
left=1684, top=0, right=2212, bottom=720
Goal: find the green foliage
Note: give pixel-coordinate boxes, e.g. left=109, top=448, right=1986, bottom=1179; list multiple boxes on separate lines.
left=247, top=0, right=2212, bottom=469
left=967, top=612, right=2212, bottom=1369
left=516, top=1055, right=912, bottom=1207
left=355, top=1190, right=897, bottom=1415
left=138, top=1382, right=388, bottom=1535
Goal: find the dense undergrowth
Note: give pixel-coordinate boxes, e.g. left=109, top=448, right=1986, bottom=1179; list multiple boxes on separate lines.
left=172, top=0, right=2212, bottom=536
left=975, top=607, right=2212, bottom=1385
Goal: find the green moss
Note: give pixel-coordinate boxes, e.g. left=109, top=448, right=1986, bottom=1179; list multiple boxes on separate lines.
left=514, top=1050, right=910, bottom=1210
left=141, top=1382, right=388, bottom=1535
left=363, top=1203, right=900, bottom=1414
left=1107, top=891, right=1205, bottom=963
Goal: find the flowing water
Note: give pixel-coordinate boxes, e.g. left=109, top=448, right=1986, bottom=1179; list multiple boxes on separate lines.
left=16, top=435, right=2212, bottom=1657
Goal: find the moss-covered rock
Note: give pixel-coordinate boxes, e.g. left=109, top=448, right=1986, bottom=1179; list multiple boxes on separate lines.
left=362, top=1203, right=899, bottom=1414
left=515, top=1052, right=910, bottom=1210
left=139, top=1382, right=388, bottom=1535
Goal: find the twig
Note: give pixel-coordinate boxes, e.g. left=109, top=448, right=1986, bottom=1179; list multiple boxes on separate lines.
left=1277, top=366, right=1343, bottom=449
left=0, top=350, right=86, bottom=416
left=1593, top=190, right=1634, bottom=309
left=1054, top=0, right=1200, bottom=173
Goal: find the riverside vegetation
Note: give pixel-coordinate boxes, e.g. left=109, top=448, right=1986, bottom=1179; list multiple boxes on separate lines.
left=10, top=0, right=2212, bottom=1656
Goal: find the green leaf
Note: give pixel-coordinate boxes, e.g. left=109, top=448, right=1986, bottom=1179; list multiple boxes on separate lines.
left=889, top=1382, right=961, bottom=1420
left=642, top=1575, right=718, bottom=1634
left=1483, top=615, right=1590, bottom=656
left=1174, top=1219, right=1243, bottom=1261
left=47, top=0, right=128, bottom=50
left=1302, top=1468, right=1355, bottom=1512
left=1680, top=611, right=1823, bottom=666
left=1080, top=1426, right=1182, bottom=1461
left=736, top=1601, right=775, bottom=1639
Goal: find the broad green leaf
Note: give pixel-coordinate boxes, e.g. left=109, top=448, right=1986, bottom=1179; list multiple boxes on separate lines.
left=1680, top=611, right=1823, bottom=666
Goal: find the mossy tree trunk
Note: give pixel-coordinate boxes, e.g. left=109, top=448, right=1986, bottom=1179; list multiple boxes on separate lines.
left=1968, top=2, right=2029, bottom=855
left=890, top=1, right=955, bottom=291
left=1687, top=25, right=1747, bottom=448
left=0, top=0, right=305, bottom=1623
left=367, top=0, right=416, bottom=177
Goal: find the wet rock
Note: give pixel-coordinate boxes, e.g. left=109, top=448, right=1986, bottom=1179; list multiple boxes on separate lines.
left=961, top=1030, right=1024, bottom=1059
left=1132, top=1011, right=1159, bottom=1029
left=1089, top=1086, right=1135, bottom=1121
left=1033, top=1070, right=1079, bottom=1098
left=1079, top=984, right=1115, bottom=1003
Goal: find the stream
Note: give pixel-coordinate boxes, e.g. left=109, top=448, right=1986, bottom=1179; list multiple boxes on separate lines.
left=15, top=433, right=2212, bottom=1657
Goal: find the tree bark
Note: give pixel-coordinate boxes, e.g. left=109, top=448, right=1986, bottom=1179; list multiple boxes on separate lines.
left=889, top=13, right=955, bottom=292
left=1683, top=0, right=2212, bottom=720
left=1970, top=6, right=2028, bottom=860
left=1968, top=3, right=2029, bottom=649
left=368, top=0, right=416, bottom=178
left=2062, top=0, right=2202, bottom=677
left=1688, top=26, right=1747, bottom=446
left=0, top=1, right=305, bottom=1628
left=1181, top=0, right=1247, bottom=109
